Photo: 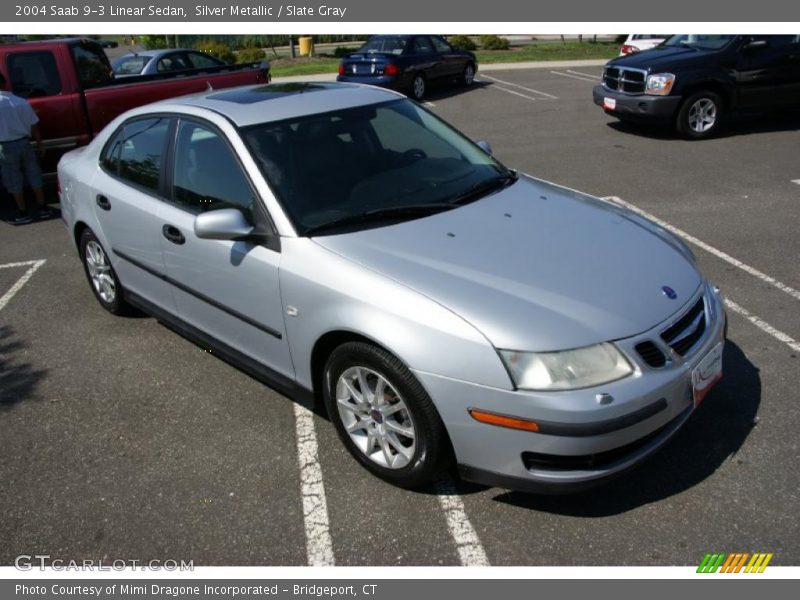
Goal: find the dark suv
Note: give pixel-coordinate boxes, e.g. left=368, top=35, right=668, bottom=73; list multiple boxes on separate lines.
left=593, top=35, right=800, bottom=139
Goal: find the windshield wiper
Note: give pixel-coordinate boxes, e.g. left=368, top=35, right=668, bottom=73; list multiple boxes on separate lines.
left=304, top=203, right=454, bottom=236
left=449, top=170, right=518, bottom=206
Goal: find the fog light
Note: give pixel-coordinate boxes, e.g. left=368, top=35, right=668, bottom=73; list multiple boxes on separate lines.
left=468, top=408, right=540, bottom=432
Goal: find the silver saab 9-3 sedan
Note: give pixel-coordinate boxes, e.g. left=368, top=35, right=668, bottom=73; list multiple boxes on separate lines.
left=58, top=83, right=726, bottom=492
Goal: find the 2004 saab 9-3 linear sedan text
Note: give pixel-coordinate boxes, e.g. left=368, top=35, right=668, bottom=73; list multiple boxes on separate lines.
left=58, top=82, right=726, bottom=492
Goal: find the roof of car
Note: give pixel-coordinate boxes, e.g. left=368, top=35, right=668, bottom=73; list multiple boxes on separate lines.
left=116, top=48, right=198, bottom=60
left=161, top=82, right=405, bottom=127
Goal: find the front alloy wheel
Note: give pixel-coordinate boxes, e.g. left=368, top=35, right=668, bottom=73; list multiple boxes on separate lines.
left=323, top=341, right=451, bottom=488
left=676, top=91, right=723, bottom=139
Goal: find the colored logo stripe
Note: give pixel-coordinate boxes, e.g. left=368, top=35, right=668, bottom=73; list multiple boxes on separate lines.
left=697, top=552, right=773, bottom=573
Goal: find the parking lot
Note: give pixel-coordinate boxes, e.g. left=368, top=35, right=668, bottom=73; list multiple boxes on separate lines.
left=1, top=65, right=799, bottom=566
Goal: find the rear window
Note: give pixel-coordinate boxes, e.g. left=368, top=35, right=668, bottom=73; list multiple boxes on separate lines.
left=7, top=51, right=61, bottom=98
left=359, top=37, right=407, bottom=55
left=71, top=42, right=113, bottom=88
left=113, top=56, right=148, bottom=75
left=102, top=117, right=171, bottom=194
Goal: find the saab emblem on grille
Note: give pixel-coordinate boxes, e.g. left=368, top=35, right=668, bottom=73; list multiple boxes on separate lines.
left=662, top=286, right=678, bottom=299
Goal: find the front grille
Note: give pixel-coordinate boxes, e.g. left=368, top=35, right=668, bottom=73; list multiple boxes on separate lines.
left=661, top=297, right=706, bottom=357
left=635, top=341, right=667, bottom=368
left=603, top=66, right=647, bottom=94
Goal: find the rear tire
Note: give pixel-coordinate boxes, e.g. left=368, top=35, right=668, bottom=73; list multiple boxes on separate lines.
left=461, top=63, right=475, bottom=87
left=322, top=341, right=451, bottom=488
left=676, top=91, right=723, bottom=139
left=410, top=74, right=426, bottom=101
left=79, top=228, right=130, bottom=315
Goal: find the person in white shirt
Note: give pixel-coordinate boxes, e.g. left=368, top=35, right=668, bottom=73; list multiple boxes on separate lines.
left=0, top=72, right=52, bottom=225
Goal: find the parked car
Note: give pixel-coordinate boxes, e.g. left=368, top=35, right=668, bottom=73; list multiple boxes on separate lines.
left=97, top=39, right=119, bottom=49
left=619, top=34, right=669, bottom=56
left=112, top=49, right=226, bottom=78
left=0, top=38, right=270, bottom=173
left=594, top=34, right=800, bottom=139
left=59, top=82, right=726, bottom=492
left=336, top=35, right=477, bottom=100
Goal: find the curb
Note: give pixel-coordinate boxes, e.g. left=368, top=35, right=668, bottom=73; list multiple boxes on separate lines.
left=272, top=58, right=610, bottom=83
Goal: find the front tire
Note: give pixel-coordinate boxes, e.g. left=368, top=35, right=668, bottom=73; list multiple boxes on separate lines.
left=79, top=228, right=130, bottom=315
left=676, top=91, right=723, bottom=139
left=323, top=341, right=451, bottom=488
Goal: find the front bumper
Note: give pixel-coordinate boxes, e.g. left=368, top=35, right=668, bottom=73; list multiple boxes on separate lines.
left=593, top=84, right=682, bottom=120
left=414, top=282, right=726, bottom=493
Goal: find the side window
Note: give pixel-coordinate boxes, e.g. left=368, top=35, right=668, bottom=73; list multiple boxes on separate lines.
left=431, top=36, right=452, bottom=54
left=7, top=51, right=61, bottom=98
left=113, top=117, right=171, bottom=193
left=70, top=42, right=113, bottom=88
left=186, top=52, right=223, bottom=68
left=412, top=37, right=435, bottom=55
left=101, top=128, right=124, bottom=174
left=156, top=53, right=191, bottom=72
left=172, top=120, right=254, bottom=220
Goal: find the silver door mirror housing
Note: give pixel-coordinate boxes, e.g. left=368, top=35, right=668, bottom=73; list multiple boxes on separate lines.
left=476, top=139, right=493, bottom=155
left=194, top=208, right=254, bottom=240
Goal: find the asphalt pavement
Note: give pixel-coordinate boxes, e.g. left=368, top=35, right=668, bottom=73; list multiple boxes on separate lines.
left=1, top=65, right=798, bottom=566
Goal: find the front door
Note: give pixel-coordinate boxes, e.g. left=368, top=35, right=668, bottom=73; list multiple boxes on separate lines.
left=158, top=117, right=294, bottom=381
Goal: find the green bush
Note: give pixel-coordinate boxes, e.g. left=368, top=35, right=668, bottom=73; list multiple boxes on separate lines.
left=333, top=45, right=358, bottom=58
left=236, top=47, right=266, bottom=64
left=194, top=40, right=236, bottom=64
left=139, top=35, right=169, bottom=50
left=479, top=35, right=510, bottom=51
left=448, top=35, right=477, bottom=52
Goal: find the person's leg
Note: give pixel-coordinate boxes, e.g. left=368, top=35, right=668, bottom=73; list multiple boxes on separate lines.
left=20, top=141, right=51, bottom=218
left=0, top=141, right=32, bottom=224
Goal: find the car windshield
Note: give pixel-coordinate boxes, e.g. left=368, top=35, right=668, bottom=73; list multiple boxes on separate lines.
left=358, top=36, right=407, bottom=55
left=242, top=99, right=514, bottom=235
left=663, top=35, right=736, bottom=50
left=113, top=56, right=148, bottom=75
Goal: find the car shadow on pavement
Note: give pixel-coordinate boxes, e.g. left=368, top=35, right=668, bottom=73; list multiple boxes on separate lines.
left=607, top=109, right=800, bottom=140
left=422, top=80, right=491, bottom=103
left=0, top=325, right=48, bottom=410
left=489, top=340, right=760, bottom=514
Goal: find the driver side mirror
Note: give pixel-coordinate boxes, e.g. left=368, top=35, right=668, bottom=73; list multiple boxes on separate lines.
left=743, top=39, right=769, bottom=51
left=476, top=140, right=493, bottom=155
left=194, top=208, right=254, bottom=241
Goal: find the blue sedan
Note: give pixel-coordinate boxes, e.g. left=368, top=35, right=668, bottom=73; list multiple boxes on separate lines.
left=337, top=35, right=477, bottom=100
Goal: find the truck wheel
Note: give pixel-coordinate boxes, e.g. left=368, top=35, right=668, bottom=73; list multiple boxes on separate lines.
left=676, top=91, right=723, bottom=139
left=322, top=341, right=451, bottom=488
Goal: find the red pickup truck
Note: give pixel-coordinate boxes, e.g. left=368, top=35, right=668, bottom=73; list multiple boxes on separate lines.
left=0, top=38, right=271, bottom=173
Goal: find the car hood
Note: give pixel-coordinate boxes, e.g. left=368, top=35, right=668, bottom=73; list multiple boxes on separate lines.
left=313, top=176, right=702, bottom=351
left=608, top=45, right=722, bottom=71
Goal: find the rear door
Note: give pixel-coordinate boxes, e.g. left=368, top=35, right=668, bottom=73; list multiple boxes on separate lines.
left=736, top=35, right=800, bottom=108
left=92, top=116, right=177, bottom=313
left=157, top=117, right=294, bottom=380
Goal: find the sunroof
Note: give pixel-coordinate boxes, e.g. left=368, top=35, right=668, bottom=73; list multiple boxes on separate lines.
left=207, top=83, right=341, bottom=104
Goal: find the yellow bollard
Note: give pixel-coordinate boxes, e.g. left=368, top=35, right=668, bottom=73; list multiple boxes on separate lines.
left=298, top=36, right=314, bottom=57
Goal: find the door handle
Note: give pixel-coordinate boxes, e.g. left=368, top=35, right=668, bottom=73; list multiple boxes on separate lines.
left=96, top=194, right=111, bottom=211
left=162, top=224, right=185, bottom=245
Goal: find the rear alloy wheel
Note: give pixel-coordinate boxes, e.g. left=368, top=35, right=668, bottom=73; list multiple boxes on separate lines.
left=676, top=91, right=723, bottom=139
left=461, top=63, right=475, bottom=87
left=323, top=341, right=451, bottom=488
left=80, top=229, right=130, bottom=315
left=410, top=74, right=426, bottom=101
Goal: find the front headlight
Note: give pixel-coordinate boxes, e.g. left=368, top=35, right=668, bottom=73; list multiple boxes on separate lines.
left=645, top=73, right=675, bottom=95
left=499, top=343, right=633, bottom=391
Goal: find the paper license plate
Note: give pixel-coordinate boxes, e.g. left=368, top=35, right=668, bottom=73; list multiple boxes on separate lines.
left=692, top=342, right=723, bottom=407
left=603, top=97, right=617, bottom=110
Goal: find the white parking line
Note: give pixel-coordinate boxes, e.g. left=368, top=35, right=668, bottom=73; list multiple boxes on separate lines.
left=791, top=179, right=800, bottom=185
left=487, top=85, right=548, bottom=103
left=724, top=299, right=800, bottom=353
left=434, top=478, right=490, bottom=566
left=605, top=196, right=800, bottom=303
left=479, top=74, right=558, bottom=99
left=550, top=70, right=597, bottom=83
left=423, top=101, right=437, bottom=108
left=565, top=69, right=601, bottom=81
left=0, top=259, right=46, bottom=312
left=293, top=403, right=335, bottom=566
